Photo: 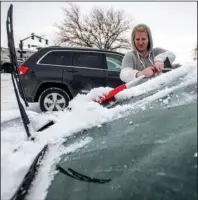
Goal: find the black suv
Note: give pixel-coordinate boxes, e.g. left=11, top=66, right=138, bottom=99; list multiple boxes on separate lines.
left=19, top=46, right=124, bottom=112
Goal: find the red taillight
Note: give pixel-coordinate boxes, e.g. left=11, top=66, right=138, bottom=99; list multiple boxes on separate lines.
left=19, top=65, right=29, bottom=75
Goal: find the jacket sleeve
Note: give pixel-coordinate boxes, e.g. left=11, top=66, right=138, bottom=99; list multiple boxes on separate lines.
left=153, top=47, right=176, bottom=64
left=120, top=51, right=138, bottom=83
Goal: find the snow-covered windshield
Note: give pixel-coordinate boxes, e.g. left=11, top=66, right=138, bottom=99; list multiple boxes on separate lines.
left=1, top=62, right=197, bottom=200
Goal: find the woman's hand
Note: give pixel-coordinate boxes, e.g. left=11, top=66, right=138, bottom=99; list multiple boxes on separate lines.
left=154, top=61, right=164, bottom=72
left=136, top=66, right=155, bottom=77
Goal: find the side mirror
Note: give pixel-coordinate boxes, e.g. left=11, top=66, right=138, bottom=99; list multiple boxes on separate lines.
left=164, top=57, right=172, bottom=69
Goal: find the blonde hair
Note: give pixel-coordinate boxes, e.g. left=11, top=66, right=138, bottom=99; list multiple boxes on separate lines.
left=133, top=25, right=148, bottom=33
left=132, top=25, right=148, bottom=41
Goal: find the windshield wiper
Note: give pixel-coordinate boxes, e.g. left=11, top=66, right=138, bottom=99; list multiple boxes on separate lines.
left=10, top=144, right=48, bottom=200
left=56, top=165, right=112, bottom=184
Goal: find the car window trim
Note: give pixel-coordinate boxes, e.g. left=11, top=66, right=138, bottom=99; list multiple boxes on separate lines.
left=37, top=50, right=71, bottom=66
left=36, top=63, right=107, bottom=71
left=37, top=50, right=123, bottom=65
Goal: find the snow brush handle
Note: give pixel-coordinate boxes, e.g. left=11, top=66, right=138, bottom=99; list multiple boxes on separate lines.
left=96, top=67, right=158, bottom=103
left=126, top=67, right=158, bottom=88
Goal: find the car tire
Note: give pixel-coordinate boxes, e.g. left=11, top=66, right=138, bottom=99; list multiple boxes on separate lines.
left=3, top=63, right=13, bottom=73
left=0, top=65, right=3, bottom=73
left=39, top=87, right=70, bottom=112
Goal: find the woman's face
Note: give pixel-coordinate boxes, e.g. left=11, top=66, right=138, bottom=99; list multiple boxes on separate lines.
left=134, top=31, right=149, bottom=54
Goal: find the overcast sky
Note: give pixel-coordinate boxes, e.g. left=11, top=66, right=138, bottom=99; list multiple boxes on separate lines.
left=1, top=2, right=197, bottom=64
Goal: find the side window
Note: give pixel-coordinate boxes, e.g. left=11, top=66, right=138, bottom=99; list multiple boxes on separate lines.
left=73, top=52, right=102, bottom=69
left=106, top=54, right=123, bottom=71
left=39, top=51, right=72, bottom=65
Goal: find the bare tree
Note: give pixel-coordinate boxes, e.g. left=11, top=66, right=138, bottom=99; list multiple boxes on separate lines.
left=54, top=3, right=133, bottom=52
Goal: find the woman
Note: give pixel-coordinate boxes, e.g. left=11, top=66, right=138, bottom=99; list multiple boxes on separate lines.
left=120, top=24, right=176, bottom=83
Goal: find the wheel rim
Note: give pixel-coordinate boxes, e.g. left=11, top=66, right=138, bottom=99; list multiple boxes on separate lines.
left=44, top=92, right=66, bottom=111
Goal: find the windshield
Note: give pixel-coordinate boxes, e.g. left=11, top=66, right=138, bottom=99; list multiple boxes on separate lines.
left=42, top=64, right=197, bottom=200
left=45, top=101, right=197, bottom=200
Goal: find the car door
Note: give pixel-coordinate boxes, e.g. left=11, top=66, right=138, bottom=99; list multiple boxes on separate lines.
left=32, top=50, right=72, bottom=99
left=70, top=51, right=106, bottom=94
left=104, top=53, right=124, bottom=88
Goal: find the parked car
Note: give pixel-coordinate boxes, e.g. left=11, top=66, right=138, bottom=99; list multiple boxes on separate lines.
left=0, top=54, right=13, bottom=73
left=17, top=46, right=173, bottom=112
left=1, top=57, right=26, bottom=73
left=17, top=46, right=124, bottom=112
left=0, top=47, right=33, bottom=73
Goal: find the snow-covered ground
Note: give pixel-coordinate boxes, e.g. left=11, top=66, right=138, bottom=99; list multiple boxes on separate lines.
left=1, top=62, right=197, bottom=200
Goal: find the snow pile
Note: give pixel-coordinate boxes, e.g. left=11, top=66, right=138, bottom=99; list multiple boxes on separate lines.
left=116, top=62, right=197, bottom=100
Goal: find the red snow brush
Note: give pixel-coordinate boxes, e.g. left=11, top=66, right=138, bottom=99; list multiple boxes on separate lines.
left=94, top=67, right=159, bottom=105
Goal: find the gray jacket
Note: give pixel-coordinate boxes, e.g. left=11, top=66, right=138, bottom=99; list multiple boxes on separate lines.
left=120, top=24, right=176, bottom=83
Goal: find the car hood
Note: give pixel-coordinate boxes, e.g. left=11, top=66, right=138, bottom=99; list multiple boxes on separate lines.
left=45, top=98, right=197, bottom=200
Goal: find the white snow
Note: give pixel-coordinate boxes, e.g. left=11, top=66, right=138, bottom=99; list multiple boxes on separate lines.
left=1, top=62, right=197, bottom=200
left=26, top=137, right=93, bottom=200
left=116, top=62, right=197, bottom=101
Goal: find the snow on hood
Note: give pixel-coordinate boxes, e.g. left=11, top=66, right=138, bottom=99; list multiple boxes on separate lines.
left=116, top=62, right=197, bottom=100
